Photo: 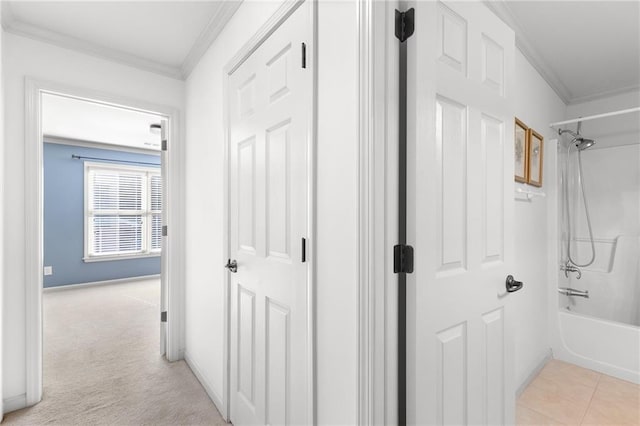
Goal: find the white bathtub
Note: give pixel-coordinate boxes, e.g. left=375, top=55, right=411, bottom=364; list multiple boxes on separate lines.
left=552, top=309, right=640, bottom=384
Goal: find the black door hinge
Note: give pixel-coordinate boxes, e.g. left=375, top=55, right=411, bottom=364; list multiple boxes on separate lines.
left=394, top=244, right=414, bottom=273
left=161, top=138, right=167, bottom=151
left=395, top=8, right=415, bottom=42
left=162, top=225, right=168, bottom=236
left=301, top=42, right=307, bottom=68
left=301, top=237, right=307, bottom=262
left=161, top=311, right=167, bottom=322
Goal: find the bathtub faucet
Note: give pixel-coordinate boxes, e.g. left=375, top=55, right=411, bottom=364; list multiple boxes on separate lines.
left=561, top=261, right=582, bottom=279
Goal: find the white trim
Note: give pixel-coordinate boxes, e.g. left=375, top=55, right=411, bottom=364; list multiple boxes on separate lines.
left=43, top=274, right=160, bottom=292
left=44, top=135, right=161, bottom=156
left=2, top=10, right=182, bottom=80
left=222, top=1, right=315, bottom=423
left=516, top=349, right=552, bottom=396
left=24, top=78, right=185, bottom=408
left=184, top=352, right=226, bottom=418
left=181, top=1, right=244, bottom=78
left=357, top=0, right=375, bottom=424
left=2, top=394, right=27, bottom=414
left=1, top=1, right=244, bottom=81
left=82, top=253, right=161, bottom=263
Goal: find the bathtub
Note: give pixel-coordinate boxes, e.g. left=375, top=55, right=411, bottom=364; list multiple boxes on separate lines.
left=552, top=309, right=640, bottom=384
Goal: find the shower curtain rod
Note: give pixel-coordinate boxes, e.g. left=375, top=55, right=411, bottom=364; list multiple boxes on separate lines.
left=71, top=154, right=159, bottom=166
left=549, top=106, right=640, bottom=128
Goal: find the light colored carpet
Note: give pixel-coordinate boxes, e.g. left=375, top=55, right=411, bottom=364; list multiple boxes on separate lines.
left=3, top=279, right=227, bottom=426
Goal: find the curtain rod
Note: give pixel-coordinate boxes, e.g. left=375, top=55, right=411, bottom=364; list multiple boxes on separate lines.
left=549, top=107, right=640, bottom=128
left=71, top=154, right=159, bottom=167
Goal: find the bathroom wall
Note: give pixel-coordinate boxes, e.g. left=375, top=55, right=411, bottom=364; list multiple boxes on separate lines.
left=43, top=142, right=161, bottom=288
left=560, top=92, right=640, bottom=325
left=2, top=31, right=184, bottom=408
left=513, top=50, right=566, bottom=390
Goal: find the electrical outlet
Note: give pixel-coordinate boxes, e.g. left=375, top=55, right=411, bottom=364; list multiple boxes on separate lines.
left=44, top=266, right=53, bottom=276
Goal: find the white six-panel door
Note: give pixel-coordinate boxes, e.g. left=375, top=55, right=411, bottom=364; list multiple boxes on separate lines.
left=406, top=2, right=516, bottom=424
left=228, top=2, right=311, bottom=425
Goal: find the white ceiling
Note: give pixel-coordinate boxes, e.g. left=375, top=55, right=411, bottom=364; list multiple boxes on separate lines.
left=1, top=1, right=242, bottom=79
left=1, top=1, right=638, bottom=102
left=488, top=1, right=640, bottom=104
left=43, top=93, right=164, bottom=151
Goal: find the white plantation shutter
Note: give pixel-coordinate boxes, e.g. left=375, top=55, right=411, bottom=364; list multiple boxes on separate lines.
left=150, top=174, right=163, bottom=252
left=85, top=163, right=161, bottom=259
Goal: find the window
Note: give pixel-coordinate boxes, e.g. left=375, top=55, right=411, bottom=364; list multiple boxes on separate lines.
left=84, top=162, right=162, bottom=261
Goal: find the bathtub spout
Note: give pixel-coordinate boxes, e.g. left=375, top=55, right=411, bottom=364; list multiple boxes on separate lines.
left=558, top=287, right=589, bottom=298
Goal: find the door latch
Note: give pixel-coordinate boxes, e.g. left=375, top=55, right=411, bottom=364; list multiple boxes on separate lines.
left=224, top=259, right=238, bottom=273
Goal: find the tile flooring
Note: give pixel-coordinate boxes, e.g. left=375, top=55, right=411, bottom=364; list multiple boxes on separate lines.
left=517, top=359, right=640, bottom=425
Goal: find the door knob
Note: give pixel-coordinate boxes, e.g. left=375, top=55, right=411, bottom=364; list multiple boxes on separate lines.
left=225, top=259, right=238, bottom=273
left=505, top=275, right=523, bottom=293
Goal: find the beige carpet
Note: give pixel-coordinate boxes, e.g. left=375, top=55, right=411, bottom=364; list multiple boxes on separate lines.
left=3, top=279, right=227, bottom=426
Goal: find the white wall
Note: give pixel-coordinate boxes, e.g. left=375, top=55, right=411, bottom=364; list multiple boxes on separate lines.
left=2, top=32, right=184, bottom=406
left=513, top=50, right=566, bottom=391
left=0, top=6, right=4, bottom=420
left=184, top=0, right=359, bottom=423
left=183, top=0, right=283, bottom=413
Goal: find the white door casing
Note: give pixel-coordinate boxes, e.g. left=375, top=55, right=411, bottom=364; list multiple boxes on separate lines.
left=227, top=2, right=312, bottom=425
left=160, top=119, right=168, bottom=356
left=406, top=2, right=516, bottom=425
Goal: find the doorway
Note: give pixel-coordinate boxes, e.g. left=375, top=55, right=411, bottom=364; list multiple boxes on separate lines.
left=224, top=1, right=315, bottom=424
left=23, top=79, right=185, bottom=407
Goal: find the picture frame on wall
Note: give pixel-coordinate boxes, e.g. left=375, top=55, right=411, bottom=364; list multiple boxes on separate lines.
left=514, top=118, right=529, bottom=183
left=527, top=129, right=544, bottom=187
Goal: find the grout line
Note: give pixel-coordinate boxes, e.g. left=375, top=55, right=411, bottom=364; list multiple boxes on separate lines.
left=578, top=373, right=602, bottom=425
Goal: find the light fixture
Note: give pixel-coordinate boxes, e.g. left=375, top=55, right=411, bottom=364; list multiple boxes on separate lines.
left=149, top=123, right=161, bottom=135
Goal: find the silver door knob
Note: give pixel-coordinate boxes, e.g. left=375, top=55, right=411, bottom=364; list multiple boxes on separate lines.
left=224, top=259, right=238, bottom=273
left=505, top=275, right=523, bottom=293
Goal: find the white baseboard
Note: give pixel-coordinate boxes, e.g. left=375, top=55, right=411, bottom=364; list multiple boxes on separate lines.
left=43, top=274, right=161, bottom=292
left=184, top=352, right=226, bottom=420
left=3, top=393, right=27, bottom=414
left=517, top=349, right=552, bottom=396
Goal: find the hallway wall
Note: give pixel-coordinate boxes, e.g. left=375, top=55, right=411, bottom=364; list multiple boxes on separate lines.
left=2, top=32, right=184, bottom=407
left=0, top=6, right=4, bottom=420
left=184, top=0, right=360, bottom=423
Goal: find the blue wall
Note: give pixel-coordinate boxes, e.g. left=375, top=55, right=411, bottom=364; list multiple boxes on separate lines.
left=44, top=142, right=161, bottom=288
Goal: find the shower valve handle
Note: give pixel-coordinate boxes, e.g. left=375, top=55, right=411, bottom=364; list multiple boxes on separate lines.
left=505, top=275, right=524, bottom=293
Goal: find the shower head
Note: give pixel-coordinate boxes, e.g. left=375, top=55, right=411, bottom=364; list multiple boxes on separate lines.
left=558, top=128, right=595, bottom=151
left=573, top=137, right=595, bottom=151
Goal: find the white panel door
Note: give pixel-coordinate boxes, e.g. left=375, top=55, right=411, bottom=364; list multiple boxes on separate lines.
left=228, top=3, right=311, bottom=425
left=406, top=2, right=517, bottom=424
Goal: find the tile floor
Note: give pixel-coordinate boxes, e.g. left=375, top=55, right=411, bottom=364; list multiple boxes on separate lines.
left=517, top=359, right=640, bottom=425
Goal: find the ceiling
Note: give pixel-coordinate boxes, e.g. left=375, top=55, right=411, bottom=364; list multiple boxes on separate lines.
left=1, top=1, right=638, bottom=102
left=1, top=1, right=242, bottom=79
left=488, top=1, right=640, bottom=104
left=43, top=93, right=164, bottom=151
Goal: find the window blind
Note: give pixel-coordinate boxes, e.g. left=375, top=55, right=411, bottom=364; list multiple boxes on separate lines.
left=86, top=163, right=161, bottom=259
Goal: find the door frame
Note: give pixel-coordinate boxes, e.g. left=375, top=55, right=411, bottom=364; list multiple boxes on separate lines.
left=222, top=0, right=316, bottom=422
left=24, top=77, right=185, bottom=406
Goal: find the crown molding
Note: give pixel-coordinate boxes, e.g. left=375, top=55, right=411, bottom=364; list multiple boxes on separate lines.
left=1, top=1, right=245, bottom=82
left=568, top=85, right=640, bottom=106
left=1, top=3, right=183, bottom=80
left=181, top=0, right=243, bottom=79
left=484, top=0, right=572, bottom=104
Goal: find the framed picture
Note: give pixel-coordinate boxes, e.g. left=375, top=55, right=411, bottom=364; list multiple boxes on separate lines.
left=514, top=118, right=529, bottom=183
left=527, top=129, right=544, bottom=187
